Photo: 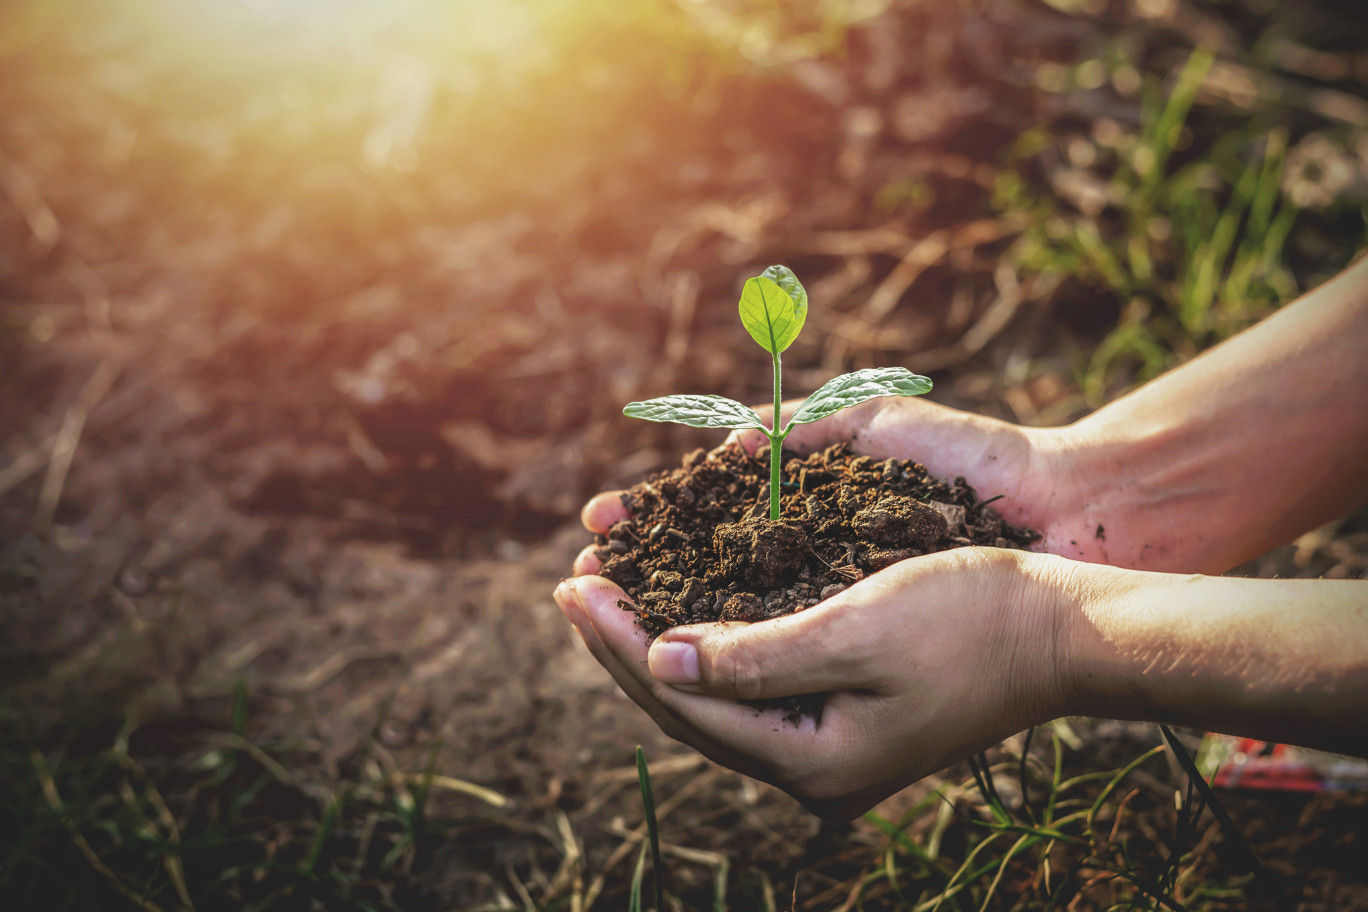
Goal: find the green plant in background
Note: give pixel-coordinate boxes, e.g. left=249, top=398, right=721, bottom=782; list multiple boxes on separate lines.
left=997, top=47, right=1304, bottom=406
left=624, top=265, right=932, bottom=520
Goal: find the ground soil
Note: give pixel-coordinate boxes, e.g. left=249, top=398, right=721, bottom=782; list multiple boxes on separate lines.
left=2, top=0, right=1367, bottom=908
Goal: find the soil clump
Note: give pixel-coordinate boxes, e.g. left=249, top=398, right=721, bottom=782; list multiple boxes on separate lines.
left=594, top=442, right=1040, bottom=716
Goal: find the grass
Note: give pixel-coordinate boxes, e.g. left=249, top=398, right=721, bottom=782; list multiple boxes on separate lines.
left=0, top=685, right=513, bottom=912
left=635, top=746, right=668, bottom=912
left=994, top=40, right=1361, bottom=406
left=2, top=710, right=1252, bottom=911
left=784, top=728, right=1242, bottom=912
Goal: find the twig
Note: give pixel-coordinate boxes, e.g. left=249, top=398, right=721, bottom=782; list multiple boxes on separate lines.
left=390, top=771, right=508, bottom=808
left=34, top=357, right=122, bottom=533
left=30, top=747, right=173, bottom=912
left=863, top=219, right=1018, bottom=323
left=906, top=263, right=1037, bottom=373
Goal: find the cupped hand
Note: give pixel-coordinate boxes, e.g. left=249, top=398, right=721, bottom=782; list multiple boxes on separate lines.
left=575, top=395, right=1102, bottom=578
left=553, top=547, right=1077, bottom=819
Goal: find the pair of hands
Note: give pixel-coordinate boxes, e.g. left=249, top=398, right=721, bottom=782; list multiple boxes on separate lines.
left=553, top=396, right=1100, bottom=819
left=553, top=261, right=1368, bottom=816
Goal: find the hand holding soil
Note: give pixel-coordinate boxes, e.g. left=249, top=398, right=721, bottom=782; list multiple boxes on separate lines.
left=557, top=547, right=1072, bottom=819
left=575, top=393, right=1096, bottom=574
left=557, top=257, right=1368, bottom=818
left=555, top=547, right=1368, bottom=820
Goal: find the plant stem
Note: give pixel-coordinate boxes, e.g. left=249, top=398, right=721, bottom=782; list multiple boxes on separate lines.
left=770, top=351, right=782, bottom=520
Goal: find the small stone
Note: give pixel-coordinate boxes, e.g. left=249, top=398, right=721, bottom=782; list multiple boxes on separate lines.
left=805, top=494, right=830, bottom=521
left=819, top=583, right=847, bottom=601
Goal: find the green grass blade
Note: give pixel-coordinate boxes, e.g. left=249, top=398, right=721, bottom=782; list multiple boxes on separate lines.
left=1084, top=745, right=1164, bottom=836
left=301, top=790, right=345, bottom=876
left=629, top=839, right=647, bottom=912
left=636, top=746, right=665, bottom=912
left=1159, top=725, right=1282, bottom=908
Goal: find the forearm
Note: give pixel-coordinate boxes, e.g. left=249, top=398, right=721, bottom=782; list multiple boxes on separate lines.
left=1052, top=255, right=1368, bottom=573
left=1059, top=562, right=1368, bottom=756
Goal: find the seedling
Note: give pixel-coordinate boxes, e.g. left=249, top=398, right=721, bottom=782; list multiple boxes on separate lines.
left=624, top=265, right=932, bottom=520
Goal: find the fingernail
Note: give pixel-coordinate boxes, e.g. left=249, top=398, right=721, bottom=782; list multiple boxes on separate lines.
left=553, top=580, right=579, bottom=620
left=649, top=640, right=700, bottom=684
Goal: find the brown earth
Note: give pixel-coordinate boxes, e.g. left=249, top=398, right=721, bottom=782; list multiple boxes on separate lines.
left=599, top=442, right=1038, bottom=635
left=596, top=440, right=1040, bottom=717
left=2, top=0, right=1367, bottom=908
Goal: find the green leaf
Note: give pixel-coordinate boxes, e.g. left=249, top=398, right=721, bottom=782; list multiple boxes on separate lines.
left=738, top=267, right=808, bottom=355
left=787, top=368, right=932, bottom=427
left=761, top=264, right=808, bottom=311
left=623, top=395, right=766, bottom=431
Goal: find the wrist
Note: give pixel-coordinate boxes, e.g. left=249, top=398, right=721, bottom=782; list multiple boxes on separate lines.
left=1056, top=568, right=1368, bottom=753
left=1048, top=559, right=1153, bottom=721
left=1039, top=410, right=1216, bottom=571
left=1002, top=550, right=1099, bottom=728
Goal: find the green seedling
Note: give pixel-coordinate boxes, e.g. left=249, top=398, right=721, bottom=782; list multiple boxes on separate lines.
left=624, top=265, right=932, bottom=520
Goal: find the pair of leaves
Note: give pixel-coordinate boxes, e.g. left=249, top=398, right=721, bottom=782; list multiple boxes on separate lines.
left=623, top=264, right=931, bottom=436
left=622, top=367, right=932, bottom=434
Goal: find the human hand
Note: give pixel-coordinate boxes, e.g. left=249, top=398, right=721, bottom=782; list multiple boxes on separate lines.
left=575, top=395, right=1104, bottom=578
left=553, top=547, right=1075, bottom=819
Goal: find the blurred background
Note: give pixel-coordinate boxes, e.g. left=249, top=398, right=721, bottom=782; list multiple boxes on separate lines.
left=2, top=0, right=1366, bottom=908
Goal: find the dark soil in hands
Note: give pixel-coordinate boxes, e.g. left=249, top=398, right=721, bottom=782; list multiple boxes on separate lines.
left=593, top=441, right=1041, bottom=717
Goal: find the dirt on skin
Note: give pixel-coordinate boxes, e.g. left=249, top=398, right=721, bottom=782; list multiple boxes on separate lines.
left=593, top=440, right=1039, bottom=716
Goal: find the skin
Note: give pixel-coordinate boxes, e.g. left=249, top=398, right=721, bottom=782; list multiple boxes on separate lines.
left=554, top=256, right=1368, bottom=820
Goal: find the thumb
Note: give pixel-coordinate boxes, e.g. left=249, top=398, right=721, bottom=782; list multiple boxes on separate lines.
left=647, top=604, right=873, bottom=700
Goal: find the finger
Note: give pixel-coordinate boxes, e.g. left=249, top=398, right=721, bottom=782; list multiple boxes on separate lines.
left=568, top=578, right=905, bottom=819
left=561, top=577, right=777, bottom=774
left=571, top=578, right=887, bottom=805
left=573, top=545, right=603, bottom=576
left=581, top=491, right=629, bottom=534
left=553, top=577, right=682, bottom=732
left=571, top=578, right=830, bottom=750
left=645, top=575, right=900, bottom=700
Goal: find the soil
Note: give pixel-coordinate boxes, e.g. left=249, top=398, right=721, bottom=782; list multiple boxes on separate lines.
left=2, top=0, right=1367, bottom=908
left=594, top=440, right=1039, bottom=717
